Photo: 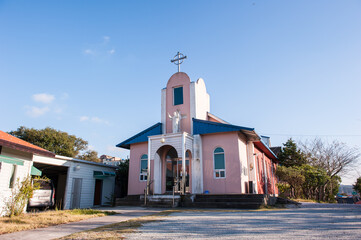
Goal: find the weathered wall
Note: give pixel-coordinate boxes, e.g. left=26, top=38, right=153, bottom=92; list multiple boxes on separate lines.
left=254, top=146, right=278, bottom=195
left=0, top=147, right=33, bottom=216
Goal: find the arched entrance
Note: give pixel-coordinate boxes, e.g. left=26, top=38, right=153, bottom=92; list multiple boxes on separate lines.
left=165, top=147, right=180, bottom=192
left=153, top=145, right=192, bottom=194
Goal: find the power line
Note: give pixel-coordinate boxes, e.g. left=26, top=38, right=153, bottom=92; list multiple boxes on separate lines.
left=262, top=134, right=361, bottom=137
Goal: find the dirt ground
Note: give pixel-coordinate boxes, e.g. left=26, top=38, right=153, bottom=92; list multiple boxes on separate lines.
left=125, top=203, right=361, bottom=239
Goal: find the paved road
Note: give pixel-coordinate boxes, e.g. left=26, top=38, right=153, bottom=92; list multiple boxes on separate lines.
left=0, top=207, right=163, bottom=240
left=126, top=203, right=361, bottom=239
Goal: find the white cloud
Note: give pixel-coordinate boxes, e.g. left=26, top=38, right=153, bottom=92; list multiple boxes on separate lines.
left=61, top=93, right=69, bottom=100
left=26, top=106, right=50, bottom=118
left=103, top=36, right=110, bottom=43
left=25, top=93, right=67, bottom=118
left=83, top=36, right=115, bottom=58
left=80, top=116, right=89, bottom=122
left=79, top=116, right=109, bottom=125
left=84, top=49, right=95, bottom=55
left=91, top=117, right=110, bottom=125
left=32, top=93, right=55, bottom=104
left=53, top=107, right=63, bottom=114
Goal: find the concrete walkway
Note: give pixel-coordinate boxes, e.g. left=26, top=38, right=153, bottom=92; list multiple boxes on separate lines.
left=0, top=206, right=165, bottom=240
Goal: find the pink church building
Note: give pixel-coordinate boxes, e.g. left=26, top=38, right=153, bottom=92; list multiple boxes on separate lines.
left=117, top=71, right=278, bottom=196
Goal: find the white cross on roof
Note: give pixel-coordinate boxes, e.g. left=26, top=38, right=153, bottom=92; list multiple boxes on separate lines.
left=170, top=52, right=187, bottom=72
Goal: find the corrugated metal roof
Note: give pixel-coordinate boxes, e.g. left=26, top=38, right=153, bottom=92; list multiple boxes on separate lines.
left=116, top=123, right=162, bottom=149
left=193, top=118, right=259, bottom=140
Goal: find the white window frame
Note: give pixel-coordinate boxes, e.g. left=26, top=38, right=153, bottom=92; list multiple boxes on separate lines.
left=213, top=147, right=226, bottom=179
left=139, top=154, right=148, bottom=181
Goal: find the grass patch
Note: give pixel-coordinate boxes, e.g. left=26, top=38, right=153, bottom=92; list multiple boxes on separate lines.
left=291, top=198, right=334, bottom=203
left=0, top=209, right=117, bottom=235
left=292, top=198, right=316, bottom=203
left=60, top=215, right=163, bottom=240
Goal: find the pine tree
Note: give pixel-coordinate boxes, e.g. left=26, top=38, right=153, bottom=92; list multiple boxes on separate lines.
left=278, top=138, right=307, bottom=167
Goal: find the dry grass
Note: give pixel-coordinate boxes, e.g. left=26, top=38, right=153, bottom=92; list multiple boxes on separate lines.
left=291, top=198, right=316, bottom=203
left=0, top=209, right=116, bottom=235
left=60, top=208, right=285, bottom=239
left=60, top=215, right=164, bottom=240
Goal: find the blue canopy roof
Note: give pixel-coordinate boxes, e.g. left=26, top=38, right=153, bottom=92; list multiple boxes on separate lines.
left=116, top=123, right=162, bottom=149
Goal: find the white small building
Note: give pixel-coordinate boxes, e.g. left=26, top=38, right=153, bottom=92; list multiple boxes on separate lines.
left=0, top=130, right=116, bottom=216
left=33, top=155, right=117, bottom=209
left=0, top=130, right=55, bottom=216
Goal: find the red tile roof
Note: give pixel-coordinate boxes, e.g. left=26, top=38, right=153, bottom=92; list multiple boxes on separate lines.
left=0, top=130, right=55, bottom=157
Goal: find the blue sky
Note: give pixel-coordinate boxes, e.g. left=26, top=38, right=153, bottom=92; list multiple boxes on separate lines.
left=1, top=1, right=360, bottom=184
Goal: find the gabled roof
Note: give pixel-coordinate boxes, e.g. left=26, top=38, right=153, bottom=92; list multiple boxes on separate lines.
left=116, top=123, right=162, bottom=149
left=207, top=112, right=229, bottom=124
left=254, top=140, right=278, bottom=161
left=193, top=118, right=259, bottom=140
left=192, top=118, right=277, bottom=162
left=0, top=130, right=55, bottom=157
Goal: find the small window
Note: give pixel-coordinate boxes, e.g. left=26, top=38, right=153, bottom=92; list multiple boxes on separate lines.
left=173, top=87, right=183, bottom=105
left=214, top=147, right=225, bottom=178
left=140, top=154, right=148, bottom=181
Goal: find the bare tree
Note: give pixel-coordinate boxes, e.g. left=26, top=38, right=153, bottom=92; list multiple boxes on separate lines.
left=300, top=138, right=360, bottom=178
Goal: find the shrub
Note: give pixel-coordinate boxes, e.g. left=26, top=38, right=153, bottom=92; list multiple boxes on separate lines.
left=5, top=176, right=43, bottom=217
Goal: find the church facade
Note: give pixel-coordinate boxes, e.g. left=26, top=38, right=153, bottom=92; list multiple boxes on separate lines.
left=117, top=72, right=278, bottom=196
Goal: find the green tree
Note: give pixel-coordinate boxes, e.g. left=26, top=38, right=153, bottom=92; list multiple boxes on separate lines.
left=278, top=138, right=307, bottom=167
left=300, top=164, right=331, bottom=201
left=77, top=150, right=100, bottom=163
left=301, top=138, right=358, bottom=202
left=353, top=177, right=361, bottom=195
left=276, top=165, right=305, bottom=198
left=116, top=159, right=129, bottom=198
left=9, top=126, right=88, bottom=157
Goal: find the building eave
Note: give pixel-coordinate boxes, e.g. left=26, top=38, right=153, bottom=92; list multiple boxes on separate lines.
left=116, top=123, right=162, bottom=149
left=254, top=140, right=278, bottom=162
left=0, top=139, right=55, bottom=158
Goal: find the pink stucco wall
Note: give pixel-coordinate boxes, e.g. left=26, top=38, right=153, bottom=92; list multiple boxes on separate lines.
left=165, top=72, right=191, bottom=134
left=128, top=142, right=149, bottom=195
left=202, top=132, right=242, bottom=194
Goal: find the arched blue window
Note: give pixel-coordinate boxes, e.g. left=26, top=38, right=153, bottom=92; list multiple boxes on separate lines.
left=140, top=154, right=148, bottom=181
left=214, top=147, right=225, bottom=178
